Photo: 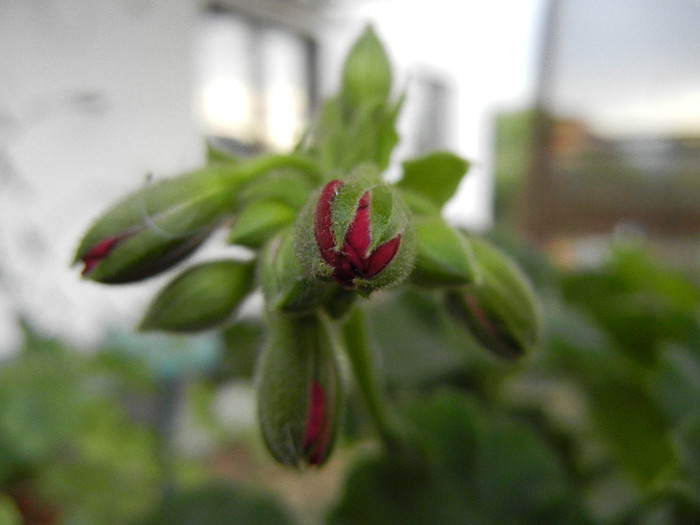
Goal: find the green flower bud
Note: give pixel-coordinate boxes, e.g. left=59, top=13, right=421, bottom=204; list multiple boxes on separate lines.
left=445, top=236, right=541, bottom=359
left=73, top=165, right=239, bottom=283
left=74, top=155, right=322, bottom=284
left=409, top=216, right=478, bottom=287
left=341, top=25, right=392, bottom=111
left=256, top=313, right=343, bottom=467
left=260, top=229, right=340, bottom=315
left=295, top=166, right=415, bottom=296
left=138, top=259, right=255, bottom=333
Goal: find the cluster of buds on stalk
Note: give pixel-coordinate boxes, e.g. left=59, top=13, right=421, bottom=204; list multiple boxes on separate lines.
left=72, top=24, right=542, bottom=469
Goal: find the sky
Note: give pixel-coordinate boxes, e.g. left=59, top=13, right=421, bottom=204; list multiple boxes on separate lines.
left=0, top=0, right=545, bottom=354
left=546, top=0, right=700, bottom=136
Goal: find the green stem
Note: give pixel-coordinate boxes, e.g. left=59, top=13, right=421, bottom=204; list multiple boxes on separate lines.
left=240, top=153, right=323, bottom=184
left=337, top=305, right=406, bottom=451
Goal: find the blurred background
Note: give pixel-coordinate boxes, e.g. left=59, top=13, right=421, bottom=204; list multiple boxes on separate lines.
left=1, top=1, right=700, bottom=524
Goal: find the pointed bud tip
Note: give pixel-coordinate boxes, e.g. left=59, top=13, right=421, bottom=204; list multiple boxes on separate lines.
left=313, top=180, right=403, bottom=288
left=78, top=235, right=128, bottom=276
left=303, top=380, right=332, bottom=465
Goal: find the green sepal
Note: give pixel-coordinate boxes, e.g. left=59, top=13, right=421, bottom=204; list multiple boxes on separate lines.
left=234, top=167, right=320, bottom=210
left=409, top=216, right=478, bottom=287
left=256, top=313, right=344, bottom=467
left=139, top=259, right=255, bottom=332
left=398, top=152, right=470, bottom=210
left=261, top=229, right=340, bottom=314
left=228, top=200, right=297, bottom=249
left=445, top=235, right=541, bottom=359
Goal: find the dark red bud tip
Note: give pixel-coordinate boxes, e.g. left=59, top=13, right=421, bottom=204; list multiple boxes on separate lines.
left=314, top=181, right=401, bottom=287
left=366, top=234, right=401, bottom=276
left=303, top=380, right=331, bottom=465
left=314, top=180, right=344, bottom=268
left=80, top=235, right=127, bottom=275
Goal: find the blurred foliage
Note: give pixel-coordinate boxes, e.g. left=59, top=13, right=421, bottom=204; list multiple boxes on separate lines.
left=2, top=239, right=699, bottom=524
left=0, top=321, right=161, bottom=524
left=492, top=108, right=536, bottom=220
left=333, top=239, right=700, bottom=525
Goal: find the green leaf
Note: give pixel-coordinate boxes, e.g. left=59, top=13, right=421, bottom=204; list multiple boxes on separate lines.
left=0, top=495, right=21, bottom=525
left=298, top=26, right=402, bottom=174
left=341, top=25, right=392, bottom=113
left=329, top=391, right=588, bottom=525
left=587, top=369, right=678, bottom=486
left=131, top=483, right=296, bottom=525
left=398, top=152, right=470, bottom=210
left=228, top=200, right=297, bottom=248
left=235, top=167, right=319, bottom=210
left=139, top=260, right=255, bottom=332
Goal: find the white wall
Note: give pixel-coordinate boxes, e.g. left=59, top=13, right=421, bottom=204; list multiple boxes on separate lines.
left=0, top=0, right=203, bottom=352
left=0, top=0, right=545, bottom=354
left=344, top=0, right=546, bottom=229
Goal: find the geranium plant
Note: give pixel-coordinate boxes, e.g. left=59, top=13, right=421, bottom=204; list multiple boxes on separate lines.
left=73, top=26, right=541, bottom=469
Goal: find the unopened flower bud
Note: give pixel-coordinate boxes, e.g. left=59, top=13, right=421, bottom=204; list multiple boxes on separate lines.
left=73, top=165, right=239, bottom=283
left=138, top=259, right=255, bottom=333
left=409, top=216, right=478, bottom=287
left=445, top=236, right=541, bottom=359
left=295, top=168, right=415, bottom=295
left=256, top=314, right=343, bottom=467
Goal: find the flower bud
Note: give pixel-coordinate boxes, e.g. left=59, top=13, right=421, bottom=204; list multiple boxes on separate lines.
left=409, top=216, right=478, bottom=287
left=295, top=168, right=415, bottom=295
left=73, top=165, right=239, bottom=283
left=445, top=236, right=541, bottom=359
left=256, top=314, right=343, bottom=467
left=138, top=259, right=255, bottom=333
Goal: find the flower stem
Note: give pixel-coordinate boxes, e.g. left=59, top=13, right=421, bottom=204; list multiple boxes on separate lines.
left=338, top=305, right=406, bottom=451
left=239, top=153, right=323, bottom=184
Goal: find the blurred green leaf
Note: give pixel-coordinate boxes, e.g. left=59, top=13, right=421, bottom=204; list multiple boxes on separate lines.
left=587, top=371, right=677, bottom=486
left=340, top=25, right=392, bottom=112
left=559, top=246, right=700, bottom=366
left=235, top=169, right=318, bottom=210
left=130, top=483, right=296, bottom=525
left=329, top=391, right=589, bottom=525
left=0, top=495, right=21, bottom=525
left=398, top=152, right=470, bottom=210
left=652, top=343, right=700, bottom=425
left=299, top=27, right=402, bottom=173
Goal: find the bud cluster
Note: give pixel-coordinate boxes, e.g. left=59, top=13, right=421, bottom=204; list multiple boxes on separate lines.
left=72, top=24, right=541, bottom=469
